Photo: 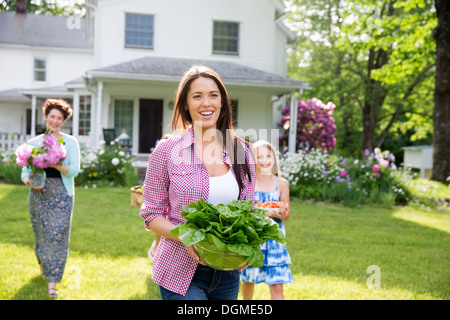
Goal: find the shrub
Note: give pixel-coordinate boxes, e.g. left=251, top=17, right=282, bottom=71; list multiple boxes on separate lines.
left=75, top=141, right=138, bottom=188
left=279, top=147, right=413, bottom=206
left=0, top=152, right=22, bottom=185
left=278, top=97, right=337, bottom=151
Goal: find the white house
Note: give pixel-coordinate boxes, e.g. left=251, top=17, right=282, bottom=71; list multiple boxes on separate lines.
left=0, top=0, right=309, bottom=155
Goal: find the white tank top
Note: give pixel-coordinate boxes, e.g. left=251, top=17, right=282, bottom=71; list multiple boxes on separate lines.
left=208, top=169, right=240, bottom=206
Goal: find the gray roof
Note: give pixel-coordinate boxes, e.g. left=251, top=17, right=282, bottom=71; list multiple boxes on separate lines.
left=0, top=88, right=30, bottom=102
left=20, top=86, right=72, bottom=95
left=0, top=11, right=92, bottom=49
left=0, top=86, right=73, bottom=102
left=87, top=56, right=310, bottom=91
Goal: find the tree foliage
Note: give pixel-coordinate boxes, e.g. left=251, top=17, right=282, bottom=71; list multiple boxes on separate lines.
left=0, top=0, right=85, bottom=16
left=284, top=0, right=436, bottom=159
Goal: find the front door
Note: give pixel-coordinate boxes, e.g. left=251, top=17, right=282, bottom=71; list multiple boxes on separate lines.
left=139, top=99, right=163, bottom=153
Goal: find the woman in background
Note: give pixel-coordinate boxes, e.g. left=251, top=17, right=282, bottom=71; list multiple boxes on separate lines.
left=22, top=98, right=80, bottom=299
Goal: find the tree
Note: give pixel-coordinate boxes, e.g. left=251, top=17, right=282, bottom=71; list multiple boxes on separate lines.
left=0, top=0, right=85, bottom=16
left=430, top=0, right=450, bottom=183
left=284, top=0, right=436, bottom=158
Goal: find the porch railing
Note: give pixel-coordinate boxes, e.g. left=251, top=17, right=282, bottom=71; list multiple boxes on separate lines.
left=0, top=132, right=30, bottom=154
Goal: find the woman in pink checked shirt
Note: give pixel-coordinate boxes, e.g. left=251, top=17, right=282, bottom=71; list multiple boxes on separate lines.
left=140, top=65, right=256, bottom=300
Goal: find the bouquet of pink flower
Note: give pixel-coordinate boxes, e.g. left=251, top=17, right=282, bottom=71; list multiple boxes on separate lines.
left=15, top=130, right=67, bottom=173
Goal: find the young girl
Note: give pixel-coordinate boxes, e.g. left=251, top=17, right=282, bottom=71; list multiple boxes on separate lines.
left=240, top=140, right=293, bottom=300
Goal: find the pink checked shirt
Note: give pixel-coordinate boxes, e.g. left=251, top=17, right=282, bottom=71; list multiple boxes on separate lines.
left=139, top=127, right=256, bottom=296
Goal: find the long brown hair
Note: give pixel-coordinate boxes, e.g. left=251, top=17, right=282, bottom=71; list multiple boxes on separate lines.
left=170, top=65, right=252, bottom=193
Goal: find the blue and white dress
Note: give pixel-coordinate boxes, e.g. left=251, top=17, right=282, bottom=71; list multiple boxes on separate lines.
left=240, top=178, right=294, bottom=285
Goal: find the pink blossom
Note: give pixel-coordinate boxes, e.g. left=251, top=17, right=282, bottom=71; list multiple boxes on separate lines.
left=41, top=133, right=57, bottom=149
left=44, top=149, right=59, bottom=165
left=379, top=159, right=389, bottom=167
left=374, top=172, right=381, bottom=179
left=32, top=153, right=47, bottom=169
left=14, top=133, right=66, bottom=170
left=15, top=143, right=33, bottom=166
left=372, top=164, right=380, bottom=172
left=340, top=170, right=347, bottom=177
left=52, top=142, right=67, bottom=161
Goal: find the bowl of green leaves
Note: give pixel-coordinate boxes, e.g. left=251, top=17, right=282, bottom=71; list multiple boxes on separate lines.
left=194, top=240, right=248, bottom=270
left=171, top=199, right=286, bottom=270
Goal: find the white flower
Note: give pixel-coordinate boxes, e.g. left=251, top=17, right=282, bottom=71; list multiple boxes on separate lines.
left=118, top=151, right=125, bottom=157
left=111, top=158, right=120, bottom=166
left=85, top=152, right=97, bottom=163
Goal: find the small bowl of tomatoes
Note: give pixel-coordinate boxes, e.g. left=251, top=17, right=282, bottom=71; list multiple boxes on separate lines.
left=255, top=201, right=289, bottom=217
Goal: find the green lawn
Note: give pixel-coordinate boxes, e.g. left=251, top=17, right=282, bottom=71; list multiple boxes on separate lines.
left=0, top=183, right=448, bottom=300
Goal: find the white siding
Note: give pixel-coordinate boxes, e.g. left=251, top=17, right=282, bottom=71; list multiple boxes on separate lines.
left=0, top=46, right=94, bottom=91
left=96, top=0, right=287, bottom=74
left=274, top=24, right=288, bottom=76
left=0, top=101, right=28, bottom=134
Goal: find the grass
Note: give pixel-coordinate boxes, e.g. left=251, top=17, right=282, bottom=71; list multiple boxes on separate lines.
left=406, top=178, right=449, bottom=200
left=0, top=183, right=449, bottom=300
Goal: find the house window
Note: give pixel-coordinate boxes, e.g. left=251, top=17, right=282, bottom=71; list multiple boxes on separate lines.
left=79, top=95, right=91, bottom=136
left=125, top=13, right=154, bottom=49
left=213, top=21, right=239, bottom=55
left=34, top=58, right=46, bottom=81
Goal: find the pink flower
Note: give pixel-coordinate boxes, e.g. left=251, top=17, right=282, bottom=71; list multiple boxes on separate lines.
left=372, top=164, right=380, bottom=172
left=15, top=143, right=33, bottom=166
left=52, top=142, right=67, bottom=161
left=374, top=172, right=381, bottom=179
left=340, top=170, right=347, bottom=177
left=44, top=149, right=59, bottom=165
left=14, top=133, right=66, bottom=170
left=41, top=133, right=57, bottom=149
left=379, top=159, right=389, bottom=167
left=32, top=153, right=47, bottom=169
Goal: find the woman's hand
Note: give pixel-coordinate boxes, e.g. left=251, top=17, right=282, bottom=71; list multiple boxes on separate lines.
left=185, top=245, right=206, bottom=266
left=23, top=176, right=44, bottom=190
left=239, top=263, right=249, bottom=271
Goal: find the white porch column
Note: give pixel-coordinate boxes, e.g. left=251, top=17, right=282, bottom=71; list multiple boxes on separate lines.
left=72, top=92, right=80, bottom=138
left=96, top=81, right=103, bottom=146
left=288, top=92, right=297, bottom=153
left=31, top=95, right=36, bottom=137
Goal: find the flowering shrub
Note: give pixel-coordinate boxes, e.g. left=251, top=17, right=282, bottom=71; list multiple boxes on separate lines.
left=75, top=140, right=138, bottom=188
left=15, top=130, right=66, bottom=173
left=343, top=148, right=411, bottom=205
left=0, top=152, right=22, bottom=184
left=279, top=147, right=412, bottom=206
left=278, top=98, right=337, bottom=151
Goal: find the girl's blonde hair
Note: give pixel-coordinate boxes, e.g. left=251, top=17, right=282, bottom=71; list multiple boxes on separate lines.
left=252, top=140, right=281, bottom=176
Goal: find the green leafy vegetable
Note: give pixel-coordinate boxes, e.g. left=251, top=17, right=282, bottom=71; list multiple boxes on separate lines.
left=171, top=199, right=286, bottom=268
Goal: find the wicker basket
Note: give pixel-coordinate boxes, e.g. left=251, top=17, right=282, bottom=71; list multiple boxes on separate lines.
left=130, top=185, right=143, bottom=207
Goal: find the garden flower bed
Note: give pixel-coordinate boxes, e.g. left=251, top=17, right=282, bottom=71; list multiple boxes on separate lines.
left=279, top=147, right=446, bottom=207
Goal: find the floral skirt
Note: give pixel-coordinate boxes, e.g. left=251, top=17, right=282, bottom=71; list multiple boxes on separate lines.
left=28, top=177, right=73, bottom=283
